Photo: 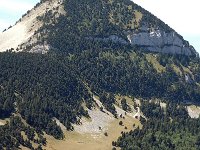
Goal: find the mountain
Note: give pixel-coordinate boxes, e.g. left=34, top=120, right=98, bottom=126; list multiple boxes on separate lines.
left=1, top=0, right=200, bottom=150
left=0, top=0, right=197, bottom=56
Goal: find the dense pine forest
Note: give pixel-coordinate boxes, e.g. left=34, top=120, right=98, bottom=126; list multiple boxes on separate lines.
left=0, top=52, right=93, bottom=139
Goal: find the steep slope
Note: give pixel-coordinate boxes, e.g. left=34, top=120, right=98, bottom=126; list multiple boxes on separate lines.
left=1, top=49, right=200, bottom=149
left=0, top=0, right=64, bottom=52
left=44, top=0, right=197, bottom=55
left=0, top=53, right=93, bottom=139
left=115, top=101, right=200, bottom=150
left=0, top=0, right=197, bottom=56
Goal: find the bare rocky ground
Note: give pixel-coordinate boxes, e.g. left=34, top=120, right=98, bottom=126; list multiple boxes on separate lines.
left=45, top=114, right=140, bottom=150
left=73, top=108, right=114, bottom=135
left=16, top=98, right=200, bottom=150
left=73, top=96, right=137, bottom=135
left=0, top=120, right=5, bottom=126
left=0, top=119, right=8, bottom=126
left=0, top=0, right=65, bottom=52
left=187, top=105, right=200, bottom=118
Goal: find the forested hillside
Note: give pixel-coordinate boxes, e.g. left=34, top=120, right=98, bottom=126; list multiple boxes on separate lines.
left=115, top=101, right=200, bottom=150
left=0, top=52, right=93, bottom=140
left=0, top=0, right=200, bottom=149
left=28, top=0, right=195, bottom=55
left=72, top=48, right=200, bottom=102
left=0, top=48, right=200, bottom=149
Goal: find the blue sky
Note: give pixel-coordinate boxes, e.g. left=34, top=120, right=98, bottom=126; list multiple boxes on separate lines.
left=0, top=0, right=199, bottom=53
left=0, top=0, right=40, bottom=30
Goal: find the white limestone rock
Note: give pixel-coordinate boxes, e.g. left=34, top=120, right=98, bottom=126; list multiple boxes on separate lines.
left=127, top=28, right=193, bottom=55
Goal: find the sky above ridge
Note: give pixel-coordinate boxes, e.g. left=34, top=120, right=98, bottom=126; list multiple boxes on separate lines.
left=0, top=0, right=199, bottom=53
left=0, top=0, right=40, bottom=31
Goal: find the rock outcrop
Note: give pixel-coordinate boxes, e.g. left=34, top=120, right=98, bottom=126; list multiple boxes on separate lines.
left=126, top=28, right=195, bottom=55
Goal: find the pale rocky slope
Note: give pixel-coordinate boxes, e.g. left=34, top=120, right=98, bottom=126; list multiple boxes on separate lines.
left=0, top=0, right=64, bottom=52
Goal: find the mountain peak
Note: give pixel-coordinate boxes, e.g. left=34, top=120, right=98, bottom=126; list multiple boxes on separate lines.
left=0, top=0, right=197, bottom=56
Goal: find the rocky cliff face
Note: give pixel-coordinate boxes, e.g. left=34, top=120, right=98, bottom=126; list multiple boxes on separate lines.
left=126, top=27, right=195, bottom=55
left=96, top=27, right=196, bottom=56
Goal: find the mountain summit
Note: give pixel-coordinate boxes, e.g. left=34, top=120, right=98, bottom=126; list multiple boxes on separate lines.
left=0, top=0, right=197, bottom=56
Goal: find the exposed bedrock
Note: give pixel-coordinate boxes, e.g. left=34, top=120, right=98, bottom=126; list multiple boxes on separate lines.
left=127, top=29, right=195, bottom=55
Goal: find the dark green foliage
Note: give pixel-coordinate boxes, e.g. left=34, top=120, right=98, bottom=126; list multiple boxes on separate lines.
left=115, top=101, right=200, bottom=150
left=0, top=52, right=93, bottom=139
left=121, top=98, right=130, bottom=111
left=1, top=47, right=200, bottom=149
left=30, top=0, right=195, bottom=58
left=0, top=87, right=15, bottom=118
left=0, top=116, right=46, bottom=150
left=195, top=135, right=200, bottom=148
left=141, top=101, right=164, bottom=118
left=43, top=0, right=128, bottom=53
left=46, top=121, right=64, bottom=140
left=104, top=132, right=108, bottom=136
left=99, top=92, right=117, bottom=116
left=119, top=121, right=123, bottom=126
left=72, top=48, right=200, bottom=103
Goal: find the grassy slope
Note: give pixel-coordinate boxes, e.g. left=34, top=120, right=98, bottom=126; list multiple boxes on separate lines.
left=45, top=116, right=140, bottom=150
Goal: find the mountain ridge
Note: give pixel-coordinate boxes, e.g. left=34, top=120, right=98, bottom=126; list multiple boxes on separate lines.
left=0, top=0, right=197, bottom=56
left=0, top=0, right=64, bottom=52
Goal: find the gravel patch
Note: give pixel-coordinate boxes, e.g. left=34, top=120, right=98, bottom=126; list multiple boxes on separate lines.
left=0, top=120, right=6, bottom=126
left=73, top=109, right=114, bottom=134
left=187, top=105, right=200, bottom=118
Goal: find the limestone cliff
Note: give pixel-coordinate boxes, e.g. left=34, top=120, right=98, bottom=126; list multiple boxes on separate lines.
left=127, top=28, right=196, bottom=55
